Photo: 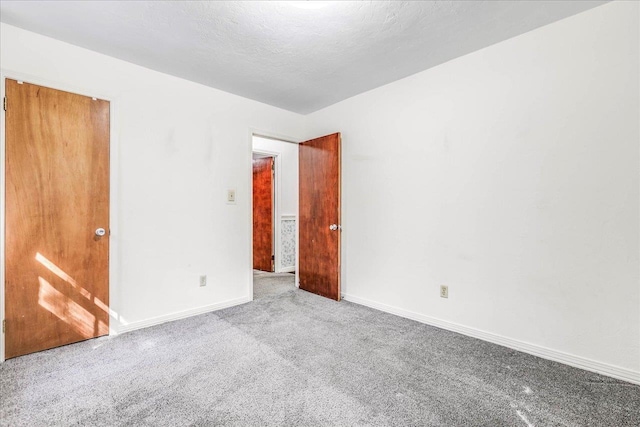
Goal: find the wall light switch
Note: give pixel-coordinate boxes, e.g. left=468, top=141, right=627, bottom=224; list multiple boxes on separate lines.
left=227, top=189, right=236, bottom=204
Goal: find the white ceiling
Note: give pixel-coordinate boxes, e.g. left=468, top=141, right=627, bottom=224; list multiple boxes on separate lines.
left=0, top=1, right=606, bottom=114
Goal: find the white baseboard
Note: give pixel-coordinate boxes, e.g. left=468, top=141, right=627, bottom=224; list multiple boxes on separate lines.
left=279, top=266, right=295, bottom=273
left=112, top=296, right=251, bottom=335
left=342, top=293, right=640, bottom=385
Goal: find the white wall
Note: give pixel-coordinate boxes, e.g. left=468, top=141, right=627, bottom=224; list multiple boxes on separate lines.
left=306, top=1, right=639, bottom=380
left=0, top=23, right=306, bottom=338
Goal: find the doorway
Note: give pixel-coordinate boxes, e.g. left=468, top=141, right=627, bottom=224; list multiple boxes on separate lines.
left=252, top=135, right=299, bottom=278
left=250, top=132, right=341, bottom=301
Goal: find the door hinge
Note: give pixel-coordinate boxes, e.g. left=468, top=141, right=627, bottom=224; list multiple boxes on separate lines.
left=3, top=97, right=6, bottom=112
left=2, top=319, right=5, bottom=333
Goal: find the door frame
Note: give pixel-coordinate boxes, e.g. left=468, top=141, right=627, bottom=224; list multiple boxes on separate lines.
left=0, top=69, right=120, bottom=362
left=248, top=130, right=301, bottom=300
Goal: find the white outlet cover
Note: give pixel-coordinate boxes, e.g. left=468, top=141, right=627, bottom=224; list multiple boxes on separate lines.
left=440, top=285, right=448, bottom=298
left=226, top=189, right=236, bottom=204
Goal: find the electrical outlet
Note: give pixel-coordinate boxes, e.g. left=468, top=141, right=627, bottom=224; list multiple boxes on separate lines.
left=199, top=275, right=207, bottom=287
left=440, top=285, right=448, bottom=298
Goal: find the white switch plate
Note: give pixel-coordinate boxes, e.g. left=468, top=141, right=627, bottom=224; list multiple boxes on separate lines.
left=226, top=189, right=236, bottom=204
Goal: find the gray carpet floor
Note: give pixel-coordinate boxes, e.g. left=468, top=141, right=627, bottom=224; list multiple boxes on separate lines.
left=1, top=271, right=638, bottom=426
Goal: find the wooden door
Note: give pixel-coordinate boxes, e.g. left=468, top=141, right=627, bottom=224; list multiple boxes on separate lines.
left=253, top=156, right=274, bottom=272
left=299, top=133, right=341, bottom=300
left=4, top=79, right=110, bottom=359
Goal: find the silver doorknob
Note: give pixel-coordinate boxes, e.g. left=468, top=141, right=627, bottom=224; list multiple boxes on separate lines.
left=95, top=228, right=106, bottom=237
left=329, top=224, right=341, bottom=231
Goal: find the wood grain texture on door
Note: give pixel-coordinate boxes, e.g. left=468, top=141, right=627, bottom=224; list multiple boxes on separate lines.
left=299, top=133, right=341, bottom=301
left=253, top=156, right=274, bottom=272
left=4, top=79, right=110, bottom=359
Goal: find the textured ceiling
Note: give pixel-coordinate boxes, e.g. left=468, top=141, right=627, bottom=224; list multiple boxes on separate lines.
left=0, top=1, right=606, bottom=114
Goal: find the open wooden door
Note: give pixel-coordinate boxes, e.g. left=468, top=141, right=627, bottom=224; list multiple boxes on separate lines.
left=4, top=79, right=110, bottom=359
left=298, top=133, right=341, bottom=301
left=253, top=156, right=274, bottom=272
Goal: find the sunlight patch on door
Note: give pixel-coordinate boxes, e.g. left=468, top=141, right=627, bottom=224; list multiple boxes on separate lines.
left=36, top=252, right=108, bottom=314
left=38, top=276, right=96, bottom=338
left=36, top=252, right=89, bottom=298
